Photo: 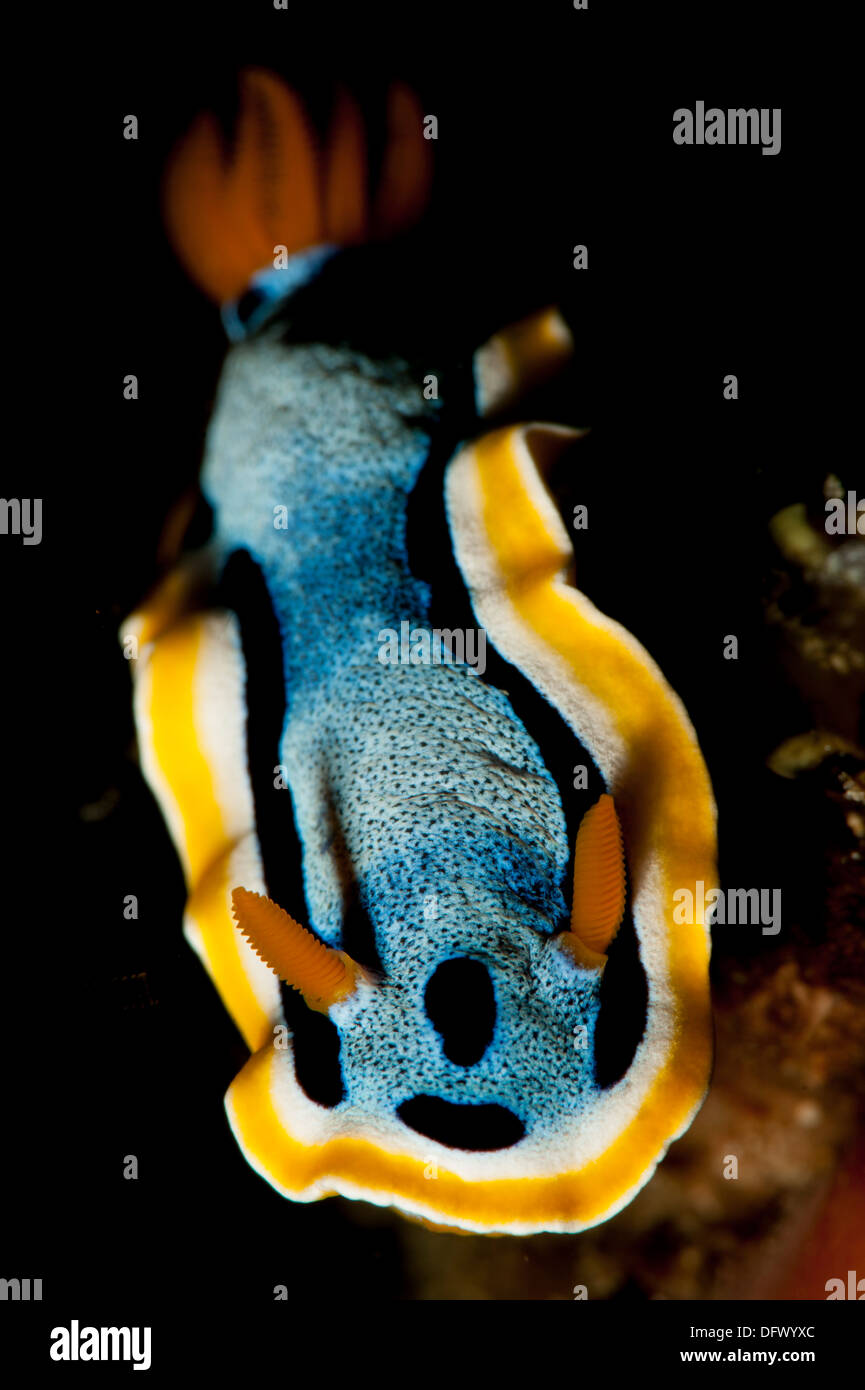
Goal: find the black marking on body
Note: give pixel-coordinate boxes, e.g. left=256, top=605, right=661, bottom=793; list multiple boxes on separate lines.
left=593, top=887, right=648, bottom=1088
left=397, top=1096, right=525, bottom=1152
left=424, top=957, right=497, bottom=1067
left=405, top=443, right=649, bottom=1087
left=217, top=548, right=344, bottom=1108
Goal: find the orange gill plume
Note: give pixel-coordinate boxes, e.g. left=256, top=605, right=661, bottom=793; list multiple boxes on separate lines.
left=372, top=81, right=433, bottom=237
left=231, top=887, right=361, bottom=1013
left=163, top=69, right=432, bottom=303
left=559, top=793, right=627, bottom=969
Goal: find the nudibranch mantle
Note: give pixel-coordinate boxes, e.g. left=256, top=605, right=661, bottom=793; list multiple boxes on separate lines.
left=123, top=69, right=717, bottom=1236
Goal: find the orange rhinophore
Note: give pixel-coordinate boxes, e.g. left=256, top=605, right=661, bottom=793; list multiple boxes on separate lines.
left=231, top=886, right=360, bottom=1013
left=568, top=793, right=627, bottom=956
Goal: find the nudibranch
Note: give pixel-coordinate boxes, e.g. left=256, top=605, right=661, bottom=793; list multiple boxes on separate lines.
left=122, top=70, right=717, bottom=1235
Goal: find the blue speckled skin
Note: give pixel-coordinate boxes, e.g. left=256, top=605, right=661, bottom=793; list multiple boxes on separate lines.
left=202, top=264, right=603, bottom=1142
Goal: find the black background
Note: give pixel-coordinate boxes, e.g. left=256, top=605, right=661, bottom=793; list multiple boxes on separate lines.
left=2, top=0, right=856, bottom=1359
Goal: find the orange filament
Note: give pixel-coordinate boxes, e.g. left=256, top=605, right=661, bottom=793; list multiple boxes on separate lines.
left=373, top=83, right=434, bottom=238
left=231, top=887, right=358, bottom=1012
left=324, top=87, right=368, bottom=244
